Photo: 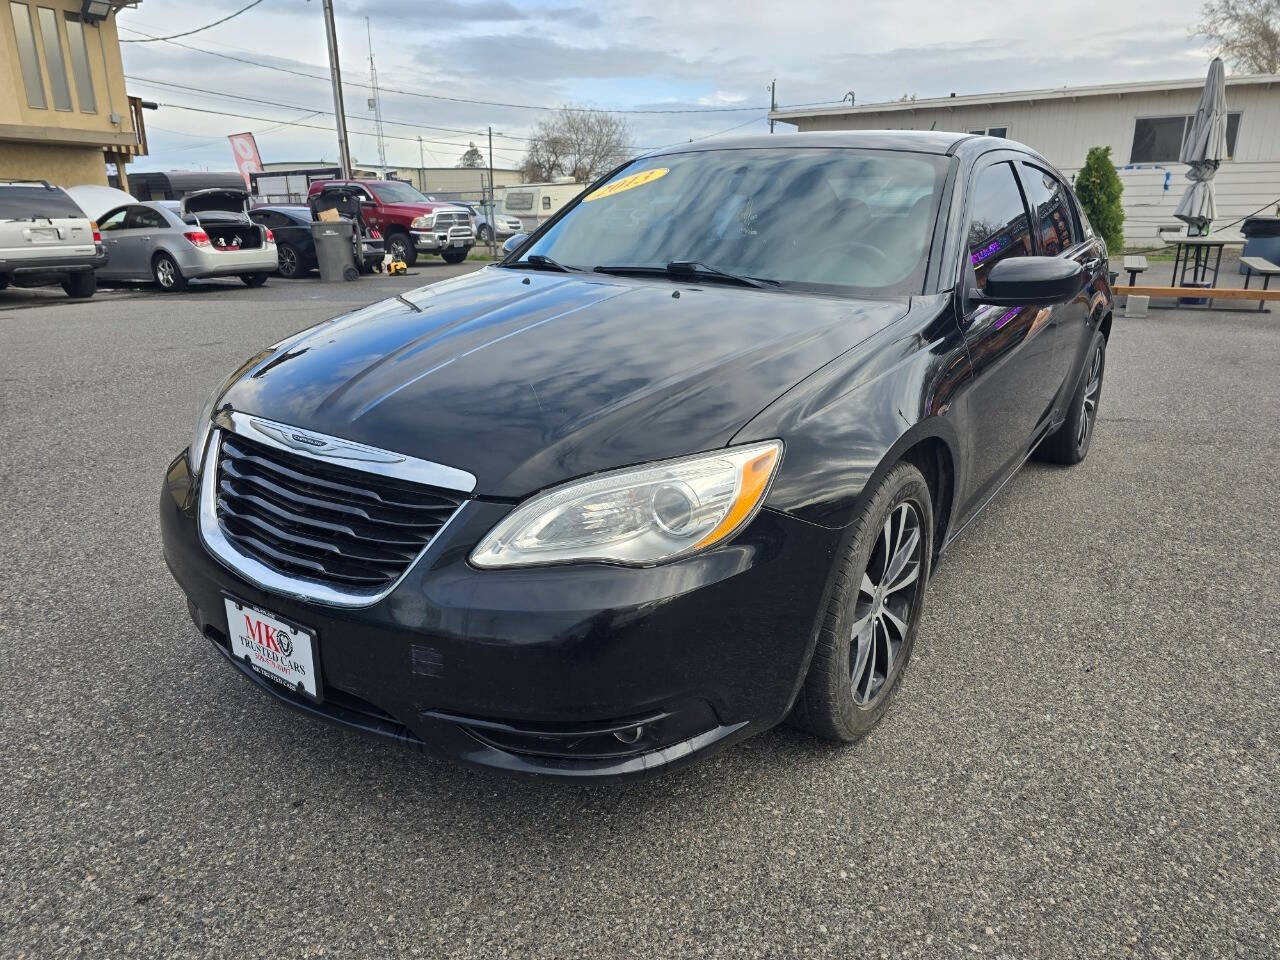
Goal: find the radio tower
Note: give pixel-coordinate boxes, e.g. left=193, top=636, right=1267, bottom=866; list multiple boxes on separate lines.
left=366, top=18, right=388, bottom=175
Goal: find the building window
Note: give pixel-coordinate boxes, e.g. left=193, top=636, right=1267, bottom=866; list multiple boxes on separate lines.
left=36, top=6, right=72, bottom=110
left=967, top=126, right=1009, bottom=138
left=9, top=2, right=46, bottom=109
left=63, top=12, right=95, bottom=112
left=1130, top=112, right=1242, bottom=163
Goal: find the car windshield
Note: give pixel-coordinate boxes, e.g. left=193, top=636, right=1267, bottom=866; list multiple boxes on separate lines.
left=515, top=148, right=949, bottom=296
left=370, top=181, right=429, bottom=205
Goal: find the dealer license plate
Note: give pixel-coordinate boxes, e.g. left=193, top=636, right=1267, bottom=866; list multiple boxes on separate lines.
left=224, top=597, right=320, bottom=700
left=28, top=227, right=58, bottom=242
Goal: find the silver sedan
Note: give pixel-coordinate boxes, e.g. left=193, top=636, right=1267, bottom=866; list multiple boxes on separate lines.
left=95, top=194, right=278, bottom=292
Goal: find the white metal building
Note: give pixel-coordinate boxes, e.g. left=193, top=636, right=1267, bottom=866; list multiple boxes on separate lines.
left=770, top=75, right=1280, bottom=243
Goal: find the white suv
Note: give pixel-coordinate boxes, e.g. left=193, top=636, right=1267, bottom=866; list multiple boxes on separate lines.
left=0, top=181, right=106, bottom=298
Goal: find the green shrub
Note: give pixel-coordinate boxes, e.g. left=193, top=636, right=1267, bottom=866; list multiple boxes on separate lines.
left=1075, top=146, right=1125, bottom=254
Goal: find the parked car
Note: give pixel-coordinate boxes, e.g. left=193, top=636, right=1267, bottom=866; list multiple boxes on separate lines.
left=247, top=206, right=317, bottom=278
left=96, top=189, right=278, bottom=291
left=306, top=179, right=473, bottom=266
left=162, top=131, right=1112, bottom=780
left=458, top=202, right=524, bottom=243
left=0, top=180, right=104, bottom=298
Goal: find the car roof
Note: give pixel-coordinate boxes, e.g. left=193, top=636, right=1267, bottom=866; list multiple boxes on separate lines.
left=644, top=129, right=974, bottom=158
left=256, top=205, right=311, bottom=218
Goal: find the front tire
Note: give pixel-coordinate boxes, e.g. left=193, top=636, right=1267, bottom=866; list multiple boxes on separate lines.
left=152, top=252, right=187, bottom=292
left=240, top=272, right=269, bottom=287
left=386, top=231, right=417, bottom=266
left=62, top=271, right=96, bottom=298
left=790, top=462, right=933, bottom=742
left=476, top=224, right=493, bottom=243
left=441, top=246, right=469, bottom=264
left=1037, top=332, right=1105, bottom=465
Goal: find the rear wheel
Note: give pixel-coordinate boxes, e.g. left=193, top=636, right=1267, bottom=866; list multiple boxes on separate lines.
left=240, top=272, right=269, bottom=287
left=152, top=252, right=187, bottom=292
left=276, top=242, right=302, bottom=278
left=790, top=462, right=933, bottom=742
left=1037, top=332, right=1105, bottom=465
left=441, top=246, right=469, bottom=264
left=476, top=224, right=493, bottom=243
left=386, top=231, right=417, bottom=266
left=62, top=272, right=97, bottom=299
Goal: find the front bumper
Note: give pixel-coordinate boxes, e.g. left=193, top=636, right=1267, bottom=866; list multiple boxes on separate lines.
left=161, top=452, right=836, bottom=780
left=411, top=228, right=475, bottom=252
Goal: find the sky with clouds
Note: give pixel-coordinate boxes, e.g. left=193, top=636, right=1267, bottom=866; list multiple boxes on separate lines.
left=120, top=0, right=1220, bottom=173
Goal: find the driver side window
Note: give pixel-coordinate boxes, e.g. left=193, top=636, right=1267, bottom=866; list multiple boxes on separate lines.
left=965, top=162, right=1033, bottom=290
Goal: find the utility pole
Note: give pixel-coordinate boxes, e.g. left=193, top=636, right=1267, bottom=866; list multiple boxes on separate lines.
left=321, top=0, right=352, bottom=178
left=769, top=79, right=776, bottom=133
left=487, top=125, right=496, bottom=258
left=366, top=18, right=387, bottom=176
left=417, top=137, right=425, bottom=192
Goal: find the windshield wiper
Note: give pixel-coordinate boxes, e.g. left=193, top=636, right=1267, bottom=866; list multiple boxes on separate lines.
left=506, top=254, right=581, bottom=273
left=593, top=261, right=778, bottom=289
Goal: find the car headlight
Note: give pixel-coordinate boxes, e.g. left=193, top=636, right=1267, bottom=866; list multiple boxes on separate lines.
left=470, top=441, right=782, bottom=569
left=187, top=348, right=273, bottom=475
left=189, top=383, right=223, bottom=476
left=411, top=215, right=431, bottom=229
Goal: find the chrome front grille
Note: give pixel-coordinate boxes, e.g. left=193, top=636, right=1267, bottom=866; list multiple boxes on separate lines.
left=212, top=431, right=465, bottom=592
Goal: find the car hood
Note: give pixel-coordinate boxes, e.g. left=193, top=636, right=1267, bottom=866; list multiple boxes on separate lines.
left=377, top=201, right=461, bottom=218
left=221, top=268, right=908, bottom=497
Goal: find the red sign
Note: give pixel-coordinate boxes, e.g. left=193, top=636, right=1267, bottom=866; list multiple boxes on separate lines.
left=228, top=132, right=263, bottom=189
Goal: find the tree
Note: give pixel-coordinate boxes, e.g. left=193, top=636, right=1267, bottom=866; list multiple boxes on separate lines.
left=521, top=106, right=631, bottom=183
left=1195, top=0, right=1280, bottom=73
left=1075, top=146, right=1125, bottom=254
left=457, top=142, right=484, bottom=168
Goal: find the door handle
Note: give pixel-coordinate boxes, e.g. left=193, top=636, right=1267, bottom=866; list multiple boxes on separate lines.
left=1084, top=258, right=1102, bottom=272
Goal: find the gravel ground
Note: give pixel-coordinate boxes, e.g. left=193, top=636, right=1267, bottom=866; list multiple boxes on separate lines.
left=1, top=268, right=1276, bottom=959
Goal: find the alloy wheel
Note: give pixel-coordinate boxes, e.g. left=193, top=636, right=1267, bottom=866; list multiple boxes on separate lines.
left=389, top=236, right=408, bottom=261
left=850, top=501, right=923, bottom=707
left=1077, top=345, right=1102, bottom=449
left=156, top=258, right=175, bottom=288
left=279, top=246, right=297, bottom=277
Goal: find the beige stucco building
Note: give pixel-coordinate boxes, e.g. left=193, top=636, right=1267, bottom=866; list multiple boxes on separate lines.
left=1, top=0, right=146, bottom=186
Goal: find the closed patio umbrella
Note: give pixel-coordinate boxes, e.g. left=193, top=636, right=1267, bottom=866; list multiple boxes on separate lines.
left=1174, top=58, right=1227, bottom=236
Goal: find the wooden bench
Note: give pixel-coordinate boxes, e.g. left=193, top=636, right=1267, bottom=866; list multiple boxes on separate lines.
left=1122, top=255, right=1149, bottom=286
left=1240, top=256, right=1280, bottom=311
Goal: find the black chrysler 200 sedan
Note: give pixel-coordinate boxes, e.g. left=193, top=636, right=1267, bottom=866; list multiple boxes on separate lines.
left=161, top=131, right=1112, bottom=780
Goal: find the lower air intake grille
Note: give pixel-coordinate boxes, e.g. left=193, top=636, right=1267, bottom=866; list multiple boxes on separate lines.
left=214, top=432, right=464, bottom=590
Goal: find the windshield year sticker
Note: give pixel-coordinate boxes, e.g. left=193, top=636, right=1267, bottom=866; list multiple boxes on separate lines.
left=583, top=167, right=669, bottom=202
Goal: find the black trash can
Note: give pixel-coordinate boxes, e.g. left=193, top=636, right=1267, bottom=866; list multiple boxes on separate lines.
left=1240, top=216, right=1280, bottom=273
left=310, top=220, right=360, bottom=282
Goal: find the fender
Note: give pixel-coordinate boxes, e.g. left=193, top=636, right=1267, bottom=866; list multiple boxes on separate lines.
left=734, top=293, right=971, bottom=533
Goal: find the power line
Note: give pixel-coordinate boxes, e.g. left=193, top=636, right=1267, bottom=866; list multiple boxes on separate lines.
left=118, top=26, right=841, bottom=115
left=128, top=75, right=763, bottom=157
left=125, top=75, right=536, bottom=143
left=119, top=0, right=265, bottom=43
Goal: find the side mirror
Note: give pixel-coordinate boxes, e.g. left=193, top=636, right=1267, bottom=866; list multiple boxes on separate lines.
left=501, top=233, right=528, bottom=256
left=971, top=256, right=1085, bottom=307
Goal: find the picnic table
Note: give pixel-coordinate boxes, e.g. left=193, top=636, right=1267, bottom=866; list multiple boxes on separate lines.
left=1169, top=236, right=1244, bottom=290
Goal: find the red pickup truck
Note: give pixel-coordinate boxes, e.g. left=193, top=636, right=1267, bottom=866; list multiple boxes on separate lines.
left=306, top=179, right=474, bottom=266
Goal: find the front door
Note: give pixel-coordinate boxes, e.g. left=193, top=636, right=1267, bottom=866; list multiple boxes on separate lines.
left=955, top=159, right=1064, bottom=518
left=1016, top=161, right=1094, bottom=413
left=94, top=206, right=130, bottom=278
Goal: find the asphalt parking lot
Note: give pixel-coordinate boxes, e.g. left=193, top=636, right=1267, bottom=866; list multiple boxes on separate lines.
left=1, top=268, right=1276, bottom=958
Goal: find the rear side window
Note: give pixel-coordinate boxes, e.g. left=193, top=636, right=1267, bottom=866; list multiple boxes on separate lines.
left=126, top=207, right=169, bottom=230
left=965, top=162, right=1033, bottom=289
left=1019, top=163, right=1077, bottom=255
left=0, top=184, right=85, bottom=219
